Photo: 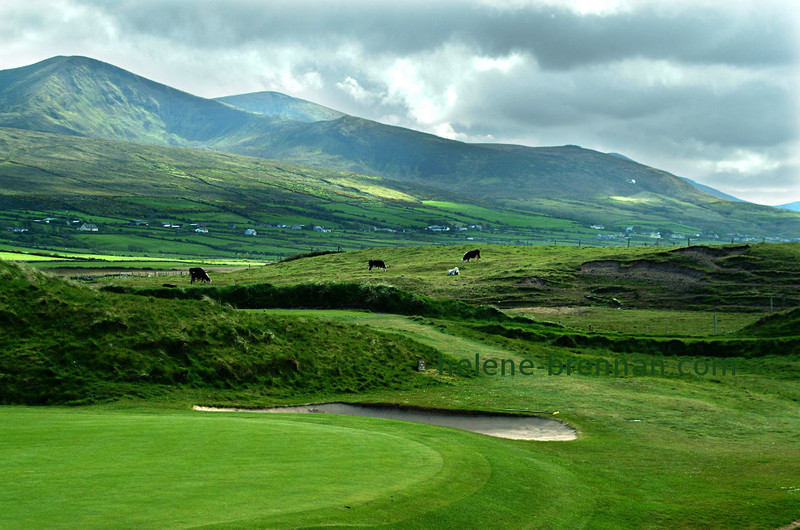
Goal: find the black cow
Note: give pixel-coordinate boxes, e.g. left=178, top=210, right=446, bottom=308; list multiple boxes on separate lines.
left=368, top=260, right=387, bottom=272
left=462, top=249, right=481, bottom=262
left=189, top=267, right=211, bottom=284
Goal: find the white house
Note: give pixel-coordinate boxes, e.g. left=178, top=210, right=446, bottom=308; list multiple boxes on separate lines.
left=244, top=228, right=257, bottom=236
left=78, top=223, right=98, bottom=232
left=195, top=227, right=208, bottom=233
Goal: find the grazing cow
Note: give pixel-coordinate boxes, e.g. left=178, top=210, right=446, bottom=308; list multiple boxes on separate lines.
left=447, top=267, right=460, bottom=276
left=189, top=267, right=211, bottom=284
left=369, top=260, right=387, bottom=272
left=462, top=249, right=481, bottom=262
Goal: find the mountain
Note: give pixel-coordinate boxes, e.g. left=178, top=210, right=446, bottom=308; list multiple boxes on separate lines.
left=216, top=91, right=345, bottom=122
left=0, top=55, right=262, bottom=144
left=777, top=201, right=800, bottom=212
left=677, top=177, right=745, bottom=202
left=1, top=55, right=799, bottom=237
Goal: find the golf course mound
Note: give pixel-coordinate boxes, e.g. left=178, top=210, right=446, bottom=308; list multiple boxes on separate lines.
left=193, top=402, right=577, bottom=441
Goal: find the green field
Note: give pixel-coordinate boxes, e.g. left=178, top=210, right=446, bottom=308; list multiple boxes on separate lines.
left=2, top=243, right=799, bottom=528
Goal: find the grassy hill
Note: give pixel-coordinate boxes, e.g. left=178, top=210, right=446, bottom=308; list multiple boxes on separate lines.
left=1, top=56, right=798, bottom=239
left=0, top=260, right=444, bottom=405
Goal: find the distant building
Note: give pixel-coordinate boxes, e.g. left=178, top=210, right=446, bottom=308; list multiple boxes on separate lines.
left=313, top=226, right=331, bottom=233
left=129, top=220, right=148, bottom=226
left=426, top=225, right=449, bottom=232
left=78, top=223, right=98, bottom=232
left=244, top=228, right=257, bottom=236
left=290, top=224, right=303, bottom=230
left=7, top=227, right=28, bottom=233
left=590, top=224, right=605, bottom=230
left=195, top=227, right=208, bottom=233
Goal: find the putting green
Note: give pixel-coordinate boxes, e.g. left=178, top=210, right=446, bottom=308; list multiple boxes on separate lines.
left=0, top=407, right=498, bottom=528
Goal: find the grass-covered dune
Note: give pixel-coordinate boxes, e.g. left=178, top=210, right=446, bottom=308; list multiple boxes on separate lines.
left=0, top=260, right=444, bottom=405
left=738, top=307, right=800, bottom=337
left=102, top=280, right=528, bottom=322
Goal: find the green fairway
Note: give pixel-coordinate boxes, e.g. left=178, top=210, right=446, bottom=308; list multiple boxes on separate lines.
left=0, top=406, right=592, bottom=528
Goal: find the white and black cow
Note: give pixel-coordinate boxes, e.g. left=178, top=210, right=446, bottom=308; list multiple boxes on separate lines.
left=189, top=267, right=211, bottom=284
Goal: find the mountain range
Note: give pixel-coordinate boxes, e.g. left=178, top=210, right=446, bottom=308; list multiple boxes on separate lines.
left=1, top=55, right=798, bottom=238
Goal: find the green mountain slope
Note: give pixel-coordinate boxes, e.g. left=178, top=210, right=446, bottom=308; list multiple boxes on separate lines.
left=221, top=118, right=800, bottom=235
left=0, top=56, right=262, bottom=144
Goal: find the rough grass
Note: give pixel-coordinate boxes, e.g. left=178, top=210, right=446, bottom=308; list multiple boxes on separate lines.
left=102, top=280, right=525, bottom=323
left=0, top=261, right=448, bottom=404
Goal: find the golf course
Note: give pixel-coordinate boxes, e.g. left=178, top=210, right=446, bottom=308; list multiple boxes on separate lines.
left=1, top=242, right=799, bottom=528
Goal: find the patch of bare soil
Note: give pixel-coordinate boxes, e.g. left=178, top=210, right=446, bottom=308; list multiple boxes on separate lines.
left=579, top=259, right=704, bottom=289
left=518, top=276, right=551, bottom=289
left=668, top=244, right=750, bottom=268
left=193, top=403, right=577, bottom=441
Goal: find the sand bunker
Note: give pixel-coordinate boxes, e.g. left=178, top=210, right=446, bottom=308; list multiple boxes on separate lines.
left=193, top=403, right=577, bottom=441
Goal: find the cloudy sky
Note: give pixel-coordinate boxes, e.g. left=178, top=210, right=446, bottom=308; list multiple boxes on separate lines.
left=1, top=0, right=798, bottom=205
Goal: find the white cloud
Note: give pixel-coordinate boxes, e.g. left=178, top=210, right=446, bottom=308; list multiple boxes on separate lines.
left=336, top=76, right=372, bottom=102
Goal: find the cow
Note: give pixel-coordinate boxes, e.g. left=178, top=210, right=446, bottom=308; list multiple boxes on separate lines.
left=462, top=249, right=481, bottom=262
left=448, top=267, right=460, bottom=276
left=189, top=267, right=211, bottom=284
left=369, top=260, right=387, bottom=272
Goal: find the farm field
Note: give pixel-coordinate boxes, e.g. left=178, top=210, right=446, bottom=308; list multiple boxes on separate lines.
left=1, top=243, right=799, bottom=528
